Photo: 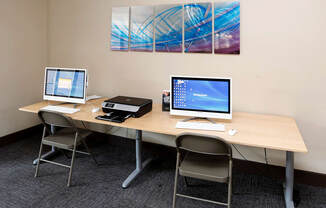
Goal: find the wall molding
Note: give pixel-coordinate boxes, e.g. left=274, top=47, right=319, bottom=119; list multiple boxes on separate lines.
left=0, top=124, right=43, bottom=147
left=233, top=159, right=326, bottom=188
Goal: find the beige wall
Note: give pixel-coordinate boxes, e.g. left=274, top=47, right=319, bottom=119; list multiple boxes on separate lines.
left=47, top=0, right=326, bottom=173
left=0, top=0, right=47, bottom=137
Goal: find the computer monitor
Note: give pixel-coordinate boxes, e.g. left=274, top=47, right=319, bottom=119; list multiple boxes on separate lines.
left=43, top=67, right=87, bottom=104
left=170, top=76, right=232, bottom=120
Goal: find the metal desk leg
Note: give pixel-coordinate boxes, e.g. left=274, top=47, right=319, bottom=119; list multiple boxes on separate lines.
left=284, top=151, right=295, bottom=208
left=32, top=125, right=59, bottom=165
left=122, top=130, right=153, bottom=188
left=33, top=146, right=59, bottom=165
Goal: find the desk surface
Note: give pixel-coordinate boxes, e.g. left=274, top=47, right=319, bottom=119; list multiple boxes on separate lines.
left=19, top=98, right=307, bottom=153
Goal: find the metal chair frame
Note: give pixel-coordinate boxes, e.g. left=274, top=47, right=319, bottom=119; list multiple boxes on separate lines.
left=172, top=133, right=233, bottom=208
left=34, top=110, right=98, bottom=187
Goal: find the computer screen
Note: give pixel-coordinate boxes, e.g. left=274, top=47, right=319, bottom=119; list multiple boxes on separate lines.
left=44, top=67, right=87, bottom=104
left=171, top=76, right=232, bottom=119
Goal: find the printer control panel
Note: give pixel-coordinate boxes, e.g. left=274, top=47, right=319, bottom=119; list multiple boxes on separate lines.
left=105, top=103, right=115, bottom=108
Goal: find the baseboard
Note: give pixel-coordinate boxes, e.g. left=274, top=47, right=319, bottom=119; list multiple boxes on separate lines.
left=0, top=124, right=43, bottom=147
left=233, top=159, right=326, bottom=187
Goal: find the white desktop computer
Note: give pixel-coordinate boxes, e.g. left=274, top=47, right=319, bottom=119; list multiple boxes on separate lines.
left=170, top=75, right=232, bottom=122
left=43, top=67, right=88, bottom=104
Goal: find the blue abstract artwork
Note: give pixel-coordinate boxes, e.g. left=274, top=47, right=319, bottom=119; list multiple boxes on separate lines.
left=155, top=5, right=182, bottom=52
left=111, top=7, right=130, bottom=51
left=130, top=6, right=154, bottom=52
left=214, top=0, right=240, bottom=54
left=184, top=3, right=213, bottom=53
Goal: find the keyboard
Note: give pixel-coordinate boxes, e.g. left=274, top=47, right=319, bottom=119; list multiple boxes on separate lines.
left=40, top=105, right=80, bottom=114
left=176, top=121, right=225, bottom=132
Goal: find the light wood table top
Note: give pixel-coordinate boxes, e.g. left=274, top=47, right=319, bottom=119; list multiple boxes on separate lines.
left=19, top=98, right=307, bottom=153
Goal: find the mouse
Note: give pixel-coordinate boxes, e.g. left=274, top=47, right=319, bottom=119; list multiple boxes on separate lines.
left=92, top=107, right=100, bottom=113
left=228, top=129, right=237, bottom=136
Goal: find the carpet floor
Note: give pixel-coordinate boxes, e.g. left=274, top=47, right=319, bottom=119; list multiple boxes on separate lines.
left=0, top=133, right=325, bottom=208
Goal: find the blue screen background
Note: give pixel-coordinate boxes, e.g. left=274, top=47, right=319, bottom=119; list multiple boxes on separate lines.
left=173, top=79, right=229, bottom=112
left=46, top=70, right=85, bottom=98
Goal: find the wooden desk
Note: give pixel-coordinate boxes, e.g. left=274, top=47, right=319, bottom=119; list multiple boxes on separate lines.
left=20, top=98, right=307, bottom=208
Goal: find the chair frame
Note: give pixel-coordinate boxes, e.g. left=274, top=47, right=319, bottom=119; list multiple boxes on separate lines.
left=172, top=133, right=233, bottom=208
left=34, top=110, right=98, bottom=187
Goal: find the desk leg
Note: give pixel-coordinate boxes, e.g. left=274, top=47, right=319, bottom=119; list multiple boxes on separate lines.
left=33, top=146, right=59, bottom=165
left=32, top=125, right=59, bottom=165
left=284, top=151, right=295, bottom=208
left=122, top=130, right=153, bottom=188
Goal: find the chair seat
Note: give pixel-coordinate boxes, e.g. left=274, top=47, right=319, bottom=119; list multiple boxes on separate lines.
left=43, top=128, right=92, bottom=149
left=179, top=153, right=229, bottom=183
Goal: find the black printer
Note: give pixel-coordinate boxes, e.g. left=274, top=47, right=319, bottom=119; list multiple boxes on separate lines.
left=95, top=96, right=152, bottom=123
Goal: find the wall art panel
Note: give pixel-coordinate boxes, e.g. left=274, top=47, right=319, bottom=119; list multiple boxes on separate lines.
left=130, top=6, right=154, bottom=52
left=184, top=3, right=213, bottom=53
left=214, top=0, right=240, bottom=54
left=111, top=7, right=130, bottom=51
left=155, top=4, right=183, bottom=52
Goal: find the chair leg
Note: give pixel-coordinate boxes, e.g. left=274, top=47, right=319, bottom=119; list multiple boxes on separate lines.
left=35, top=127, right=46, bottom=178
left=227, top=160, right=233, bottom=208
left=67, top=134, right=78, bottom=187
left=172, top=153, right=180, bottom=208
left=227, top=179, right=232, bottom=208
left=34, top=143, right=44, bottom=178
left=81, top=139, right=98, bottom=165
left=172, top=170, right=179, bottom=208
left=67, top=146, right=76, bottom=187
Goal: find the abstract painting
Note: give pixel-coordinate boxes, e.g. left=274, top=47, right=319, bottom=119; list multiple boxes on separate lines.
left=130, top=6, right=154, bottom=52
left=155, top=4, right=182, bottom=52
left=214, top=0, right=240, bottom=54
left=184, top=3, right=213, bottom=53
left=111, top=7, right=130, bottom=51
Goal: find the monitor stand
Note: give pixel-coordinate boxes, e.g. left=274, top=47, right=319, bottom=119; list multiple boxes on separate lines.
left=54, top=102, right=80, bottom=108
left=181, top=117, right=216, bottom=124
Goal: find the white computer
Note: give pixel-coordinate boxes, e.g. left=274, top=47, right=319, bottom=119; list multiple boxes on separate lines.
left=41, top=67, right=88, bottom=114
left=44, top=67, right=88, bottom=104
left=170, top=75, right=232, bottom=131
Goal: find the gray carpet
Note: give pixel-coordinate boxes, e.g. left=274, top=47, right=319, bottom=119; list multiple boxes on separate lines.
left=0, top=133, right=325, bottom=208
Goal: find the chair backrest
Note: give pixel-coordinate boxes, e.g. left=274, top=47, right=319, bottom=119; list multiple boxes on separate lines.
left=38, top=110, right=77, bottom=133
left=176, top=133, right=232, bottom=157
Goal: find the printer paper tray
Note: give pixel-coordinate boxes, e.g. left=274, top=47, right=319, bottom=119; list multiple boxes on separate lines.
left=96, top=112, right=131, bottom=123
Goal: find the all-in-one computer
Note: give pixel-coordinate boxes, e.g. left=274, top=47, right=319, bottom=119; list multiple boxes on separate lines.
left=171, top=76, right=232, bottom=131
left=43, top=67, right=88, bottom=104
left=41, top=67, right=88, bottom=114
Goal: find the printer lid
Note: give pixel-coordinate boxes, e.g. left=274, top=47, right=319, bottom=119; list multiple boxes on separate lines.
left=106, top=96, right=152, bottom=106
